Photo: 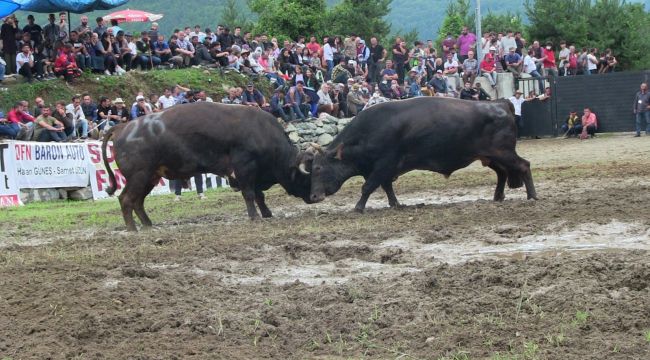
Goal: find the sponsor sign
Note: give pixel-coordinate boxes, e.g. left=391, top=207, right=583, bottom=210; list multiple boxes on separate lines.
left=12, top=141, right=89, bottom=188
left=86, top=141, right=170, bottom=200
left=0, top=142, right=21, bottom=207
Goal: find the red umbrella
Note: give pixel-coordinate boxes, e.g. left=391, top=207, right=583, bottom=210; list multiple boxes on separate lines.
left=103, top=9, right=163, bottom=23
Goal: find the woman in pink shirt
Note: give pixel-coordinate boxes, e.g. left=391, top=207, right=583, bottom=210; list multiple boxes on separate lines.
left=581, top=107, right=598, bottom=138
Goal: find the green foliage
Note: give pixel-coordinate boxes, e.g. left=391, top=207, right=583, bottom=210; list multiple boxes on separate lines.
left=481, top=11, right=525, bottom=34
left=249, top=0, right=327, bottom=40
left=220, top=0, right=254, bottom=30
left=325, top=0, right=392, bottom=41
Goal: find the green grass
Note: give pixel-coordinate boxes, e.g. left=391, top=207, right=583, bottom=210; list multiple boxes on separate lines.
left=644, top=329, right=650, bottom=343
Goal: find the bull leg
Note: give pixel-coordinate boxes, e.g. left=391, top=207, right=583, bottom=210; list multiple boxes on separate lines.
left=241, top=187, right=260, bottom=219
left=355, top=159, right=398, bottom=212
left=488, top=164, right=507, bottom=202
left=381, top=182, right=401, bottom=208
left=133, top=182, right=156, bottom=228
left=118, top=184, right=138, bottom=232
left=493, top=153, right=538, bottom=201
left=255, top=190, right=273, bottom=218
left=523, top=165, right=538, bottom=200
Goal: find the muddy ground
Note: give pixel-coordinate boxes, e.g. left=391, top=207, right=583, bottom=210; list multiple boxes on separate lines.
left=1, top=135, right=649, bottom=359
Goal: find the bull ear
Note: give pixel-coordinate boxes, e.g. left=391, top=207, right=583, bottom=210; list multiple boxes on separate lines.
left=334, top=143, right=344, bottom=160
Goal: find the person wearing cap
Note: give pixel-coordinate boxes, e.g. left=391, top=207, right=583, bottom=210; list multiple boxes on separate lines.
left=406, top=68, right=422, bottom=97
left=242, top=83, right=269, bottom=110
left=509, top=90, right=527, bottom=133
left=427, top=70, right=448, bottom=96
left=505, top=47, right=523, bottom=78
left=347, top=83, right=367, bottom=116
left=112, top=98, right=131, bottom=123
left=132, top=94, right=152, bottom=118
left=562, top=110, right=582, bottom=138
left=480, top=52, right=498, bottom=88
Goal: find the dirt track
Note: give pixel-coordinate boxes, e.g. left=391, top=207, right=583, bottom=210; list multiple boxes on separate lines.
left=1, top=135, right=649, bottom=359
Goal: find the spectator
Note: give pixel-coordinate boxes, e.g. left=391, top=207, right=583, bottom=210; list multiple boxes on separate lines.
left=523, top=49, right=544, bottom=94
left=113, top=31, right=133, bottom=71
left=586, top=48, right=598, bottom=75
left=286, top=81, right=310, bottom=120
left=480, top=53, right=497, bottom=88
left=514, top=32, right=525, bottom=55
left=1, top=102, right=34, bottom=138
left=428, top=70, right=447, bottom=96
left=557, top=41, right=570, bottom=76
left=331, top=58, right=353, bottom=84
left=81, top=94, right=98, bottom=122
left=474, top=82, right=491, bottom=101
left=0, top=57, right=5, bottom=83
left=96, top=96, right=114, bottom=128
left=137, top=32, right=160, bottom=70
left=443, top=52, right=461, bottom=93
left=66, top=95, right=89, bottom=139
left=540, top=42, right=557, bottom=77
left=1, top=16, right=18, bottom=75
left=509, top=90, right=525, bottom=132
left=16, top=44, right=38, bottom=83
left=221, top=87, right=242, bottom=104
left=23, top=14, right=43, bottom=47
left=633, top=82, right=650, bottom=137
left=93, top=16, right=107, bottom=37
left=111, top=98, right=131, bottom=123
left=306, top=36, right=320, bottom=55
left=270, top=89, right=291, bottom=121
left=456, top=26, right=476, bottom=63
left=581, top=107, right=598, bottom=138
left=368, top=36, right=386, bottom=84
left=132, top=95, right=153, bottom=118
left=317, top=82, right=338, bottom=117
left=347, top=84, right=367, bottom=115
left=461, top=50, right=478, bottom=86
left=566, top=46, right=578, bottom=76
left=242, top=82, right=269, bottom=110
left=43, top=14, right=60, bottom=52
left=500, top=30, right=517, bottom=66
left=33, top=97, right=46, bottom=117
left=599, top=49, right=617, bottom=74
left=149, top=22, right=160, bottom=41
left=158, top=88, right=177, bottom=109
left=173, top=32, right=195, bottom=68
left=34, top=106, right=66, bottom=142
left=74, top=15, right=91, bottom=41
left=54, top=44, right=82, bottom=83
left=561, top=111, right=582, bottom=138
left=69, top=30, right=91, bottom=70
left=441, top=32, right=456, bottom=59
left=504, top=47, right=523, bottom=78
left=173, top=175, right=205, bottom=201
left=323, top=37, right=336, bottom=80
left=405, top=69, right=422, bottom=97
left=392, top=37, right=408, bottom=83
left=460, top=82, right=478, bottom=100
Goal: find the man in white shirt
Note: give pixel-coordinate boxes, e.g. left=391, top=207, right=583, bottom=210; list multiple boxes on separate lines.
left=509, top=90, right=526, bottom=134
left=16, top=44, right=36, bottom=83
left=316, top=82, right=339, bottom=116
left=65, top=95, right=89, bottom=139
left=157, top=87, right=177, bottom=109
left=443, top=52, right=460, bottom=94
left=523, top=49, right=544, bottom=94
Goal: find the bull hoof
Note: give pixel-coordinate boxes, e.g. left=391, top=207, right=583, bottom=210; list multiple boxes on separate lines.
left=261, top=211, right=273, bottom=218
left=528, top=195, right=538, bottom=200
left=353, top=207, right=365, bottom=213
left=493, top=195, right=505, bottom=202
left=389, top=202, right=404, bottom=209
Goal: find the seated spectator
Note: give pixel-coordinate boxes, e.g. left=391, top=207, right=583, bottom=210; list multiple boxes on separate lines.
left=286, top=81, right=311, bottom=120
left=480, top=53, right=497, bottom=88
left=427, top=70, right=447, bottom=96
left=152, top=34, right=171, bottom=65
left=317, top=82, right=339, bottom=117
left=96, top=96, right=114, bottom=129
left=581, top=107, right=598, bottom=138
left=16, top=44, right=40, bottom=83
left=331, top=84, right=347, bottom=117
left=562, top=111, right=582, bottom=138
left=505, top=47, right=523, bottom=78
left=474, top=82, right=491, bottom=101
left=132, top=95, right=153, bottom=118
left=461, top=50, right=478, bottom=86
left=270, top=89, right=291, bottom=121
left=33, top=97, right=46, bottom=117
left=459, top=82, right=478, bottom=100
left=443, top=52, right=461, bottom=93
left=54, top=44, right=82, bottom=83
left=0, top=57, right=5, bottom=83
left=81, top=94, right=98, bottom=122
left=137, top=32, right=160, bottom=70
left=2, top=102, right=35, bottom=139
left=111, top=98, right=131, bottom=123
left=52, top=101, right=73, bottom=136
left=113, top=31, right=132, bottom=71
left=91, top=32, right=115, bottom=75
left=347, top=84, right=367, bottom=115
left=33, top=43, right=55, bottom=79
left=405, top=69, right=422, bottom=97
left=34, top=106, right=66, bottom=142
left=332, top=58, right=354, bottom=84
left=172, top=32, right=195, bottom=68
left=158, top=88, right=177, bottom=109
left=222, top=87, right=243, bottom=104
left=68, top=30, right=91, bottom=71
left=387, top=79, right=405, bottom=99
left=65, top=95, right=89, bottom=139
left=242, top=82, right=270, bottom=110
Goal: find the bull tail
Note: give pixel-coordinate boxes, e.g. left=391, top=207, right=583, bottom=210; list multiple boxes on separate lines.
left=102, top=126, right=119, bottom=196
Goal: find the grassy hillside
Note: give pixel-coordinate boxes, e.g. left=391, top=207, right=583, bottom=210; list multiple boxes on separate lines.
left=13, top=0, right=650, bottom=42
left=0, top=68, right=272, bottom=112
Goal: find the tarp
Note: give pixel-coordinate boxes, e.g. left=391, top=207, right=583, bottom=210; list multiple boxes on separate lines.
left=13, top=0, right=127, bottom=13
left=0, top=0, right=20, bottom=18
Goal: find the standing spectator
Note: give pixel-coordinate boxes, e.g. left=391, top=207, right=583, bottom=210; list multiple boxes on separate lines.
left=58, top=12, right=69, bottom=42
left=322, top=37, right=336, bottom=80
left=173, top=176, right=205, bottom=201
left=540, top=42, right=557, bottom=77
left=74, top=15, right=92, bottom=41
left=66, top=95, right=89, bottom=139
left=557, top=41, right=570, bottom=75
left=499, top=30, right=517, bottom=65
left=368, top=37, right=385, bottom=84
left=566, top=46, right=578, bottom=76
left=42, top=14, right=60, bottom=52
left=441, top=32, right=456, bottom=59
left=306, top=36, right=320, bottom=55
left=461, top=50, right=478, bottom=86
left=34, top=106, right=66, bottom=142
left=581, top=108, right=598, bottom=138
left=1, top=15, right=18, bottom=75
left=456, top=26, right=476, bottom=63
left=514, top=32, right=525, bottom=55
left=633, top=82, right=650, bottom=137
left=443, top=52, right=460, bottom=93
left=149, top=22, right=159, bottom=41
left=586, top=48, right=598, bottom=75
left=93, top=17, right=107, bottom=37
left=391, top=37, right=407, bottom=83
left=16, top=44, right=38, bottom=83
left=523, top=49, right=544, bottom=94
left=23, top=15, right=43, bottom=47
left=509, top=90, right=525, bottom=133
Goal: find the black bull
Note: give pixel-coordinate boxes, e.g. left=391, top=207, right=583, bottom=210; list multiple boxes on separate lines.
left=102, top=102, right=313, bottom=231
left=304, top=97, right=538, bottom=211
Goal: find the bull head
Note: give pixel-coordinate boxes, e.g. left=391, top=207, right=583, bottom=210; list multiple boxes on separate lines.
left=298, top=143, right=324, bottom=175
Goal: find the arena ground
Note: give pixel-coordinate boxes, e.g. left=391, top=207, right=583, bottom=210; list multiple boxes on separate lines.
left=1, top=134, right=649, bottom=359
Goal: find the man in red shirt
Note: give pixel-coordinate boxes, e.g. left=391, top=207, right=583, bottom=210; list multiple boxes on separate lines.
left=541, top=41, right=558, bottom=77
left=480, top=52, right=497, bottom=88
left=1, top=101, right=35, bottom=139
left=306, top=36, right=320, bottom=55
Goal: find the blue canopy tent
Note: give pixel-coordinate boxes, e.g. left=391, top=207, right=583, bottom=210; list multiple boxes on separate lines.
left=0, top=0, right=21, bottom=18
left=13, top=0, right=128, bottom=33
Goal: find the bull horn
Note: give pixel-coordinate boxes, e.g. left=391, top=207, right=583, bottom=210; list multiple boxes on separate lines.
left=309, top=142, right=324, bottom=154
left=298, top=162, right=310, bottom=175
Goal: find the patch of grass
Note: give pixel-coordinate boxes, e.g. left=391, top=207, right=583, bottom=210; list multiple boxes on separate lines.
left=644, top=329, right=650, bottom=343
left=571, top=310, right=589, bottom=327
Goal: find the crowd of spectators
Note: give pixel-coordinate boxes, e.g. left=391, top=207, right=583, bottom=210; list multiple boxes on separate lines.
left=1, top=12, right=619, bottom=141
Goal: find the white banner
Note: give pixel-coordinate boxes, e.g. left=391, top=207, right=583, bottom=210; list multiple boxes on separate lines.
left=86, top=141, right=170, bottom=200
left=0, top=142, right=21, bottom=207
left=12, top=141, right=90, bottom=188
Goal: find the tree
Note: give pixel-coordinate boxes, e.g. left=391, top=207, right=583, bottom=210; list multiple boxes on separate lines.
left=221, top=0, right=248, bottom=29
left=481, top=11, right=525, bottom=35
left=525, top=0, right=591, bottom=47
left=326, top=0, right=392, bottom=41
left=438, top=0, right=473, bottom=42
left=249, top=0, right=326, bottom=40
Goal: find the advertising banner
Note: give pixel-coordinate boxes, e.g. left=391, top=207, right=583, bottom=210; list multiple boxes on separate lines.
left=12, top=141, right=90, bottom=188
left=86, top=141, right=170, bottom=200
left=0, top=142, right=21, bottom=207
